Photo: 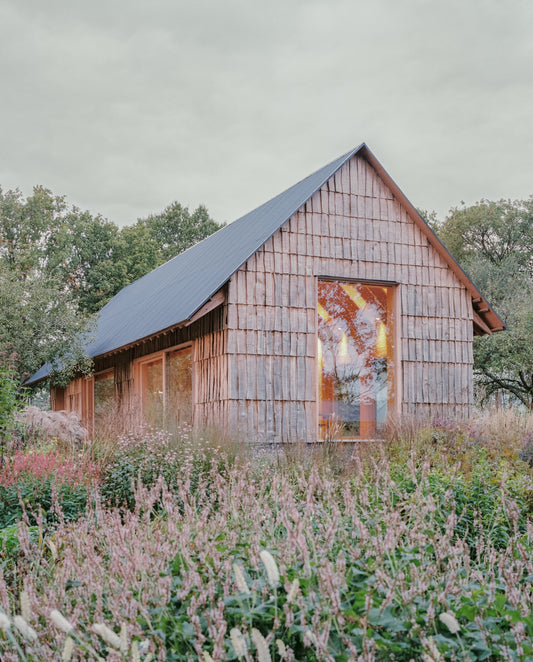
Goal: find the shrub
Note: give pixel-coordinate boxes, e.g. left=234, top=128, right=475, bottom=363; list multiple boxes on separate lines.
left=0, top=450, right=99, bottom=528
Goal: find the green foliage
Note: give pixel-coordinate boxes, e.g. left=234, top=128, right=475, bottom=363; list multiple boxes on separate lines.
left=145, top=458, right=533, bottom=662
left=0, top=478, right=89, bottom=529
left=136, top=201, right=223, bottom=264
left=0, top=364, right=23, bottom=438
left=0, top=185, right=223, bottom=385
left=435, top=198, right=533, bottom=408
left=99, top=429, right=219, bottom=510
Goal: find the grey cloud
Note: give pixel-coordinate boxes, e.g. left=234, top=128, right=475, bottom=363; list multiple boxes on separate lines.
left=0, top=0, right=532, bottom=227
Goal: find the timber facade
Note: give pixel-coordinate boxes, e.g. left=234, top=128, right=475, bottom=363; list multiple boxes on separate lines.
left=39, top=145, right=503, bottom=442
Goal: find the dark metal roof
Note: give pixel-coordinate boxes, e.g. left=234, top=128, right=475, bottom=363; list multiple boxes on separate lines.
left=27, top=145, right=363, bottom=384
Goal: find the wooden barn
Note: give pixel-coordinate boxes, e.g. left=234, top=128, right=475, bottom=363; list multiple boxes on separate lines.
left=28, top=144, right=504, bottom=442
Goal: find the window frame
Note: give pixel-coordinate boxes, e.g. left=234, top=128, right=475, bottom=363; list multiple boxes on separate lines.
left=133, top=341, right=194, bottom=426
left=315, top=276, right=401, bottom=440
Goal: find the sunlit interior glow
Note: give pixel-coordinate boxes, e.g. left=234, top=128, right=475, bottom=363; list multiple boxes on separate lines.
left=318, top=280, right=394, bottom=440
left=376, top=322, right=387, bottom=358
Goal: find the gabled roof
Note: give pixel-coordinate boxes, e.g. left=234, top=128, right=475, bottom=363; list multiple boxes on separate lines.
left=27, top=143, right=504, bottom=385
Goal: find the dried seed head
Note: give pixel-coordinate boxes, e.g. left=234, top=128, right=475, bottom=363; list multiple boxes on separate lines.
left=62, top=636, right=74, bottom=662
left=251, top=628, right=271, bottom=662
left=93, top=622, right=122, bottom=649
left=260, top=550, right=280, bottom=587
left=14, top=615, right=38, bottom=642
left=439, top=611, right=460, bottom=634
left=230, top=628, right=248, bottom=659
left=232, top=563, right=250, bottom=594
left=50, top=609, right=74, bottom=634
left=20, top=591, right=31, bottom=622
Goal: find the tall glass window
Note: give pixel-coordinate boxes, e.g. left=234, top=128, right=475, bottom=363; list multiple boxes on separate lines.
left=318, top=280, right=395, bottom=439
left=136, top=345, right=193, bottom=429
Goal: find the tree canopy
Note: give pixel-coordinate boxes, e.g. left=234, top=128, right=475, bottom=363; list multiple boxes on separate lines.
left=434, top=198, right=533, bottom=409
left=0, top=185, right=223, bottom=385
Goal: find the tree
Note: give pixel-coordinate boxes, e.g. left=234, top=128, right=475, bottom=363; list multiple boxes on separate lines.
left=435, top=198, right=533, bottom=409
left=136, top=202, right=223, bottom=264
left=0, top=186, right=94, bottom=385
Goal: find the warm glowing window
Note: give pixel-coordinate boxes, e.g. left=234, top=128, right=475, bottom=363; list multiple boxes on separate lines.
left=136, top=345, right=193, bottom=429
left=318, top=280, right=395, bottom=439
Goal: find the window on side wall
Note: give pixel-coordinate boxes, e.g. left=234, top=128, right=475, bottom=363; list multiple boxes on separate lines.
left=135, top=344, right=193, bottom=430
left=94, top=370, right=115, bottom=436
left=317, top=279, right=396, bottom=440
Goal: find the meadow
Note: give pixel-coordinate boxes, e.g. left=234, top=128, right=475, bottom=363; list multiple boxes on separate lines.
left=1, top=410, right=533, bottom=661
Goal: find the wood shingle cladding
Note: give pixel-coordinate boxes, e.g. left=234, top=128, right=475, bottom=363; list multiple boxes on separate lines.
left=223, top=154, right=473, bottom=442
left=42, top=144, right=504, bottom=441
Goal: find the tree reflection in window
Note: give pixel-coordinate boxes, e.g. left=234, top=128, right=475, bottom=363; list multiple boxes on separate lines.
left=318, top=280, right=394, bottom=439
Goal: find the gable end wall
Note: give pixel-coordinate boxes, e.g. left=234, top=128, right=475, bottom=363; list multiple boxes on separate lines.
left=225, top=154, right=473, bottom=442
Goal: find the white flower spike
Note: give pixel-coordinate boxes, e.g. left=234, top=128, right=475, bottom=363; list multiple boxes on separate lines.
left=62, top=636, right=74, bottom=662
left=0, top=611, right=11, bottom=631
left=20, top=591, right=31, bottom=622
left=232, top=563, right=251, bottom=594
left=50, top=609, right=74, bottom=634
left=260, top=550, right=280, bottom=587
left=252, top=628, right=271, bottom=662
left=14, top=615, right=38, bottom=642
left=439, top=611, right=460, bottom=634
left=93, top=622, right=122, bottom=649
left=286, top=578, right=299, bottom=603
left=230, top=627, right=248, bottom=658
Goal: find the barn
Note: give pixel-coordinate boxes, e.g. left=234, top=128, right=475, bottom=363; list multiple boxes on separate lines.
left=27, top=144, right=504, bottom=442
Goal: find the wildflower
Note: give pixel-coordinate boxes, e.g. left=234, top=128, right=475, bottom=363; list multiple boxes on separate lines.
left=131, top=641, right=141, bottom=662
left=251, top=628, right=271, bottom=662
left=50, top=609, right=74, bottom=634
left=0, top=611, right=11, bottom=631
left=232, top=563, right=251, bottom=594
left=203, top=651, right=215, bottom=662
left=14, top=615, right=38, bottom=642
left=421, top=637, right=442, bottom=661
left=20, top=590, right=31, bottom=622
left=93, top=622, right=122, bottom=649
left=120, top=622, right=129, bottom=653
left=304, top=629, right=318, bottom=647
left=276, top=639, right=287, bottom=658
left=286, top=578, right=299, bottom=603
left=439, top=611, right=460, bottom=634
left=62, top=636, right=74, bottom=662
left=230, top=628, right=248, bottom=658
left=260, top=550, right=280, bottom=587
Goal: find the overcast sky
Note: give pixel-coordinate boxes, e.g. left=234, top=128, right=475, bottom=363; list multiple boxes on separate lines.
left=1, top=0, right=532, bottom=227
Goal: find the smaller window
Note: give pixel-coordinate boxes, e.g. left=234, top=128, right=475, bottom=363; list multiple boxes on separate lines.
left=139, top=358, right=164, bottom=427
left=94, top=370, right=115, bottom=436
left=135, top=345, right=193, bottom=430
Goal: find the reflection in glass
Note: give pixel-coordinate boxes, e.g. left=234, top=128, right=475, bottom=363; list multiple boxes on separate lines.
left=141, top=359, right=164, bottom=427
left=94, top=371, right=114, bottom=436
left=318, top=280, right=394, bottom=439
left=165, top=347, right=193, bottom=429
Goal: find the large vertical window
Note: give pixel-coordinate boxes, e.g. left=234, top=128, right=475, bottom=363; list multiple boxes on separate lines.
left=318, top=280, right=395, bottom=439
left=136, top=345, right=193, bottom=429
